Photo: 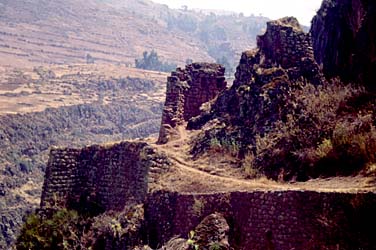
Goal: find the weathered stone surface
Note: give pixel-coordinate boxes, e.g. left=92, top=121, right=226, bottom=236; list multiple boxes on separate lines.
left=158, top=213, right=229, bottom=250
left=40, top=142, right=171, bottom=213
left=145, top=190, right=376, bottom=250
left=189, top=17, right=324, bottom=160
left=193, top=213, right=230, bottom=250
left=158, top=63, right=226, bottom=144
left=257, top=17, right=314, bottom=69
left=311, top=0, right=376, bottom=88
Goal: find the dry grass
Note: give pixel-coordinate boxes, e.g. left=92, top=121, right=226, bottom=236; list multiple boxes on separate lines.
left=253, top=80, right=376, bottom=180
left=0, top=64, right=168, bottom=115
left=151, top=125, right=376, bottom=194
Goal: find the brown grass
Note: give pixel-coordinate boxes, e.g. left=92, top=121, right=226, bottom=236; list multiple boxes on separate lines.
left=0, top=64, right=168, bottom=115
left=253, top=80, right=376, bottom=180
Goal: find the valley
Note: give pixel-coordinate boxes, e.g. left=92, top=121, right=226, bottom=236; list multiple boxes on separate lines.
left=1, top=0, right=375, bottom=249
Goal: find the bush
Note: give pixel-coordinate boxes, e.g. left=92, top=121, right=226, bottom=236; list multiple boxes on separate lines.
left=16, top=209, right=85, bottom=250
left=252, top=80, right=375, bottom=180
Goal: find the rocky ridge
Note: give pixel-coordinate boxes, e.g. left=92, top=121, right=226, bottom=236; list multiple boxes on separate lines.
left=311, top=0, right=376, bottom=88
left=189, top=17, right=326, bottom=179
left=31, top=16, right=376, bottom=250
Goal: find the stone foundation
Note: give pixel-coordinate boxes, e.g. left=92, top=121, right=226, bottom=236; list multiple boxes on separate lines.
left=145, top=190, right=376, bottom=250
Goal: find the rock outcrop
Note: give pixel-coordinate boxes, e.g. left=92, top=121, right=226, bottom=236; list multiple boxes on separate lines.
left=32, top=10, right=376, bottom=250
left=310, top=0, right=376, bottom=88
left=158, top=63, right=226, bottom=144
left=159, top=213, right=230, bottom=250
left=189, top=17, right=324, bottom=162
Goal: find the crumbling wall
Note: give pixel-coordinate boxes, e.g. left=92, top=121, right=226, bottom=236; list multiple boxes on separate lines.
left=257, top=17, right=314, bottom=69
left=145, top=190, right=376, bottom=250
left=158, top=63, right=226, bottom=144
left=40, top=142, right=170, bottom=213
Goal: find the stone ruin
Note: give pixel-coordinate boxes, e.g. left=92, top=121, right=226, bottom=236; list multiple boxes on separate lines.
left=189, top=17, right=326, bottom=163
left=231, top=16, right=324, bottom=89
left=41, top=142, right=170, bottom=213
left=38, top=17, right=376, bottom=250
left=257, top=17, right=314, bottom=69
left=157, top=63, right=226, bottom=144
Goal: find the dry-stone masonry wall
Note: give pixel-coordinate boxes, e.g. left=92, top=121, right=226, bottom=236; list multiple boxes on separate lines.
left=257, top=17, right=314, bottom=69
left=41, top=142, right=170, bottom=213
left=158, top=63, right=226, bottom=144
left=145, top=190, right=376, bottom=250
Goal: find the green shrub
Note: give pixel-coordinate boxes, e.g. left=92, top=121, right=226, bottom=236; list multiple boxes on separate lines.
left=16, top=209, right=85, bottom=250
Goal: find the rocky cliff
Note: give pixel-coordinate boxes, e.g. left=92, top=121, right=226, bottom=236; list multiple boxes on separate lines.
left=311, top=0, right=376, bottom=88
left=188, top=17, right=329, bottom=180
left=17, top=4, right=376, bottom=250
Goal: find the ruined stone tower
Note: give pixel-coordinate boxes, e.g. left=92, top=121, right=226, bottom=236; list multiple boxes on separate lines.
left=157, top=63, right=227, bottom=144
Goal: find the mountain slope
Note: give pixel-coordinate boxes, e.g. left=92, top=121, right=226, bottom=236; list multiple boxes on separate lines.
left=0, top=0, right=268, bottom=68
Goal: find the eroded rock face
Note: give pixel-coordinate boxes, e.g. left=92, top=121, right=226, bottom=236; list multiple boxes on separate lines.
left=158, top=63, right=226, bottom=144
left=193, top=213, right=230, bottom=250
left=311, top=0, right=376, bottom=88
left=189, top=17, right=324, bottom=159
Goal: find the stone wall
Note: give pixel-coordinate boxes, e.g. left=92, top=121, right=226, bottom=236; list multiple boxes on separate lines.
left=189, top=17, right=325, bottom=166
left=158, top=63, right=226, bottom=144
left=145, top=190, right=376, bottom=250
left=257, top=17, right=314, bottom=69
left=40, top=142, right=170, bottom=213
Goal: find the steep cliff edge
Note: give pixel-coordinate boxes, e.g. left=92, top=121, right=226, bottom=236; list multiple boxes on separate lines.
left=311, top=0, right=376, bottom=88
left=16, top=6, right=376, bottom=250
left=189, top=17, right=337, bottom=180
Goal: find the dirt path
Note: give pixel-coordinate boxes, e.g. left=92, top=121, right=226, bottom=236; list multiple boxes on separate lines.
left=151, top=124, right=376, bottom=194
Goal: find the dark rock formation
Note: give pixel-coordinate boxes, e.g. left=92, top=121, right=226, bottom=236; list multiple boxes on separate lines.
left=311, top=0, right=376, bottom=88
left=193, top=213, right=230, bottom=250
left=159, top=213, right=230, bottom=250
left=189, top=17, right=324, bottom=160
left=158, top=63, right=226, bottom=144
left=257, top=17, right=315, bottom=69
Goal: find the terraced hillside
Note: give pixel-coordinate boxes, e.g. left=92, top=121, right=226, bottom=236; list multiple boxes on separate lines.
left=0, top=64, right=168, bottom=247
left=0, top=0, right=269, bottom=247
left=0, top=0, right=267, bottom=68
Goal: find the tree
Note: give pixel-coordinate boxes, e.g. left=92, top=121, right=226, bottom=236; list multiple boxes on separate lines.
left=16, top=209, right=85, bottom=250
left=135, top=50, right=177, bottom=72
